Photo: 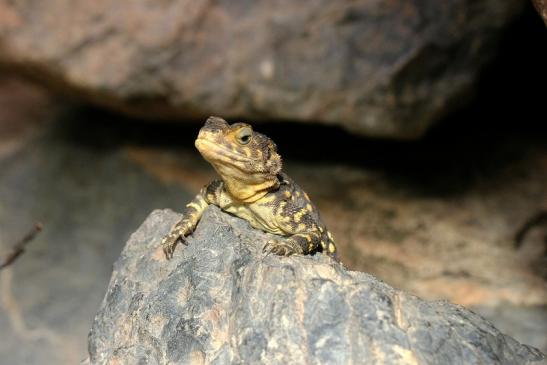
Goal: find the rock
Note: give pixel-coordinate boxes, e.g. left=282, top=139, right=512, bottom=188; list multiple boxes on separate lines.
left=87, top=207, right=545, bottom=364
left=0, top=0, right=522, bottom=138
left=532, top=0, right=547, bottom=25
left=0, top=92, right=196, bottom=365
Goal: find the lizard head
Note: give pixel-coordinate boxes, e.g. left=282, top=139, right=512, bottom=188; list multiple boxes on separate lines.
left=195, top=116, right=282, bottom=199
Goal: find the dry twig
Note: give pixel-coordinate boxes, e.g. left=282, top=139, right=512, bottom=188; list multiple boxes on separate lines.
left=0, top=223, right=43, bottom=270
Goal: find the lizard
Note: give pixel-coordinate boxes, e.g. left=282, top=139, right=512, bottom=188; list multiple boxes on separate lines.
left=161, top=116, right=338, bottom=260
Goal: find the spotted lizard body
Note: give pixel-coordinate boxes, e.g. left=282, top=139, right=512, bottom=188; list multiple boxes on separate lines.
left=162, top=116, right=338, bottom=259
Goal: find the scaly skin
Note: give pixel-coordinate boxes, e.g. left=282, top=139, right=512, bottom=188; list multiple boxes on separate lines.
left=162, top=116, right=338, bottom=260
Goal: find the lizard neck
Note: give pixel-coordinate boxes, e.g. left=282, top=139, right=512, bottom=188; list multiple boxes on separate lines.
left=223, top=178, right=279, bottom=203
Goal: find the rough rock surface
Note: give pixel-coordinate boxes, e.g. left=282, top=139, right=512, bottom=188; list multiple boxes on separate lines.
left=87, top=207, right=545, bottom=365
left=0, top=0, right=522, bottom=138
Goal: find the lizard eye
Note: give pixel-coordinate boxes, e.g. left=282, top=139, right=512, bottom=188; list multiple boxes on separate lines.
left=236, top=127, right=253, bottom=145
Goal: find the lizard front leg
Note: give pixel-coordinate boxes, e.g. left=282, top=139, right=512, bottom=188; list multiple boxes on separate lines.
left=162, top=179, right=222, bottom=258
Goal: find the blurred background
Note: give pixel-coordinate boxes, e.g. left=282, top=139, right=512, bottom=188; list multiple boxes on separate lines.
left=0, top=1, right=546, bottom=363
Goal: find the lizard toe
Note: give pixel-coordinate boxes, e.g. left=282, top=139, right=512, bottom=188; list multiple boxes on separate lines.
left=264, top=239, right=301, bottom=257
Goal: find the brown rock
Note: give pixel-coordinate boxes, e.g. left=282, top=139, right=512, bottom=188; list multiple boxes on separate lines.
left=0, top=0, right=523, bottom=138
left=532, top=0, right=547, bottom=24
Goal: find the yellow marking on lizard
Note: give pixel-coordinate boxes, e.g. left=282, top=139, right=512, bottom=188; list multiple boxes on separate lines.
left=259, top=194, right=277, bottom=204
left=294, top=208, right=308, bottom=223
left=186, top=202, right=203, bottom=211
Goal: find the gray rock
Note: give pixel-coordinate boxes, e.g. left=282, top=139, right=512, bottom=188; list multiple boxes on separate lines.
left=87, top=207, right=545, bottom=365
left=0, top=0, right=523, bottom=138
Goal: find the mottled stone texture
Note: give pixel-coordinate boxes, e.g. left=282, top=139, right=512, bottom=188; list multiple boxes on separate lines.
left=87, top=207, right=545, bottom=365
left=0, top=0, right=522, bottom=138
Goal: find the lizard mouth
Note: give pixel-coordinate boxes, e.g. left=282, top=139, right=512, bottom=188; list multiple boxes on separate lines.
left=195, top=138, right=251, bottom=166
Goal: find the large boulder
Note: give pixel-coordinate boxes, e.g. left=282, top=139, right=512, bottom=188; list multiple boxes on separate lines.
left=0, top=0, right=522, bottom=138
left=87, top=206, right=545, bottom=364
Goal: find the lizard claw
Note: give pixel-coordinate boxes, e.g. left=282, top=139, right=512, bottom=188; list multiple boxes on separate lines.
left=162, top=237, right=176, bottom=260
left=262, top=239, right=302, bottom=257
left=162, top=234, right=187, bottom=260
left=262, top=240, right=274, bottom=254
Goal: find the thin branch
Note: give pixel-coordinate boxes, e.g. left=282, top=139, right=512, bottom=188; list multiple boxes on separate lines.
left=0, top=223, right=43, bottom=270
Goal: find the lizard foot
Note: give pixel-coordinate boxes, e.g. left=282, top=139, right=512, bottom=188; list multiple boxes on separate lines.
left=161, top=236, right=175, bottom=260
left=162, top=220, right=193, bottom=259
left=263, top=239, right=303, bottom=257
left=161, top=232, right=188, bottom=260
